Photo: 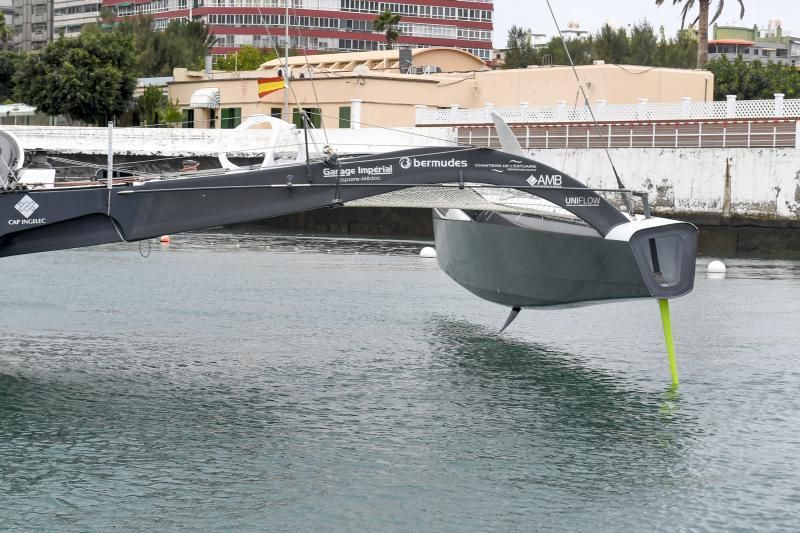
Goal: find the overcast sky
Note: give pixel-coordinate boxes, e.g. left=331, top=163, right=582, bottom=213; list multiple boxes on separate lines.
left=492, top=0, right=800, bottom=48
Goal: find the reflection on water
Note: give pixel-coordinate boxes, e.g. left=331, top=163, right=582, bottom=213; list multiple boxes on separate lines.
left=697, top=256, right=800, bottom=280
left=1, top=234, right=799, bottom=531
left=115, top=228, right=434, bottom=257
left=427, top=318, right=695, bottom=497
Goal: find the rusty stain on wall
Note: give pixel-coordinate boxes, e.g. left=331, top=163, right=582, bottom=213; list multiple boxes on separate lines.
left=722, top=158, right=732, bottom=216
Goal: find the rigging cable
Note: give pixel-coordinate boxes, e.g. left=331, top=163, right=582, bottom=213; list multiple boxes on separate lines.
left=544, top=0, right=630, bottom=198
left=289, top=1, right=330, bottom=147
left=250, top=1, right=330, bottom=158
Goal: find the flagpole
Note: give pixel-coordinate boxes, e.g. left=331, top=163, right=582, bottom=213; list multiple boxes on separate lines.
left=283, top=0, right=289, bottom=121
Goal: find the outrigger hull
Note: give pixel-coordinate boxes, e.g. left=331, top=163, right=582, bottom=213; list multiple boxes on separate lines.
left=433, top=209, right=652, bottom=308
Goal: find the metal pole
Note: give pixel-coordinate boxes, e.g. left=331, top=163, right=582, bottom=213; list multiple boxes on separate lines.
left=303, top=111, right=311, bottom=179
left=283, top=1, right=289, bottom=120
left=107, top=121, right=113, bottom=190
left=106, top=121, right=113, bottom=216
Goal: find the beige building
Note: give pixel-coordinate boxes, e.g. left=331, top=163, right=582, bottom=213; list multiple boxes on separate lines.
left=168, top=48, right=714, bottom=130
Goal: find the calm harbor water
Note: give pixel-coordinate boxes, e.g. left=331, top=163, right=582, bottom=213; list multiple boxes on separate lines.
left=1, top=230, right=800, bottom=532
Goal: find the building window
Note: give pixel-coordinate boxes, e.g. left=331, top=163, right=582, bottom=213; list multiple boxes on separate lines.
left=293, top=107, right=321, bottom=129
left=182, top=109, right=194, bottom=129
left=221, top=107, right=241, bottom=129
left=209, top=109, right=216, bottom=130
left=338, top=106, right=351, bottom=128
left=270, top=107, right=283, bottom=119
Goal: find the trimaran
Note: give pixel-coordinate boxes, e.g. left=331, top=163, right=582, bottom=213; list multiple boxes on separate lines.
left=0, top=1, right=696, bottom=386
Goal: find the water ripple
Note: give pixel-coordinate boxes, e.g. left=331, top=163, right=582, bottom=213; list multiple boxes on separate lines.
left=1, top=235, right=799, bottom=531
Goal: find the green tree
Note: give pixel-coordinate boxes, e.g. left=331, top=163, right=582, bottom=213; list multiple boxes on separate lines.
left=593, top=24, right=630, bottom=64
left=162, top=19, right=217, bottom=72
left=137, top=85, right=167, bottom=126
left=655, top=0, right=745, bottom=67
left=373, top=10, right=401, bottom=50
left=764, top=61, right=800, bottom=99
left=0, top=51, right=24, bottom=101
left=0, top=12, right=12, bottom=51
left=628, top=22, right=658, bottom=65
left=504, top=25, right=536, bottom=68
left=543, top=36, right=594, bottom=66
left=14, top=32, right=137, bottom=125
left=654, top=29, right=697, bottom=68
left=502, top=21, right=707, bottom=70
left=705, top=55, right=738, bottom=97
left=706, top=55, right=800, bottom=100
left=213, top=46, right=278, bottom=71
left=157, top=98, right=183, bottom=127
left=92, top=15, right=216, bottom=77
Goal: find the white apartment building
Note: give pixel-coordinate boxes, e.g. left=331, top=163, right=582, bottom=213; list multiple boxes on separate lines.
left=12, top=0, right=52, bottom=51
left=53, top=1, right=101, bottom=38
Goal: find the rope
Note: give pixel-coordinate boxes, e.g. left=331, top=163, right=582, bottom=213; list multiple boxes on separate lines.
left=289, top=2, right=330, bottom=147
left=545, top=0, right=628, bottom=195
left=138, top=238, right=151, bottom=257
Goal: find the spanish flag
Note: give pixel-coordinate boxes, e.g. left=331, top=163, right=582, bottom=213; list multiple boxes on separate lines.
left=258, top=77, right=285, bottom=98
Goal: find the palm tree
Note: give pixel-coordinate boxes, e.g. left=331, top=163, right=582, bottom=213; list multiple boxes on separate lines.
left=373, top=10, right=401, bottom=50
left=655, top=0, right=745, bottom=68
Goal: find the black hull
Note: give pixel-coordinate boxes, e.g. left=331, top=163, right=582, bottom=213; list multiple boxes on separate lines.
left=433, top=210, right=651, bottom=308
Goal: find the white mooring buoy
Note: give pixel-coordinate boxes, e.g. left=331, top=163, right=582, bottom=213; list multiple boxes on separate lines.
left=419, top=246, right=437, bottom=258
left=707, top=260, right=727, bottom=279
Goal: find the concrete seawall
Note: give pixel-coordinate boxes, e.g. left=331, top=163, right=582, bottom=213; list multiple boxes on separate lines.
left=532, top=147, right=800, bottom=222
left=240, top=208, right=800, bottom=258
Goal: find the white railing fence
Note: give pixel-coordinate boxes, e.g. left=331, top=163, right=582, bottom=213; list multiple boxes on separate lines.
left=455, top=120, right=798, bottom=150
left=416, top=95, right=800, bottom=125
left=4, top=125, right=455, bottom=157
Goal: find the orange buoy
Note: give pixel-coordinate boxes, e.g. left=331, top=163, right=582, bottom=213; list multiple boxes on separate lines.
left=160, top=235, right=170, bottom=244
